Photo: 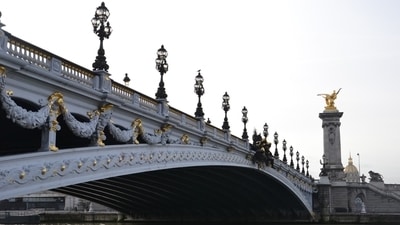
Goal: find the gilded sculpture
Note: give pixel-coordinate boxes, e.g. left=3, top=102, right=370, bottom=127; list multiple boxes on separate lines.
left=318, top=88, right=341, bottom=110
left=131, top=118, right=144, bottom=144
left=0, top=69, right=202, bottom=149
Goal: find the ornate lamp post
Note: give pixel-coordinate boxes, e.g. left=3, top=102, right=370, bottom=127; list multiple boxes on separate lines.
left=289, top=146, right=294, bottom=168
left=306, top=160, right=310, bottom=177
left=155, top=45, right=168, bottom=99
left=301, top=155, right=305, bottom=174
left=194, top=70, right=205, bottom=118
left=241, top=106, right=249, bottom=140
left=296, top=151, right=300, bottom=172
left=123, top=73, right=130, bottom=86
left=282, top=139, right=287, bottom=164
left=91, top=2, right=112, bottom=72
left=221, top=92, right=230, bottom=130
left=357, top=153, right=361, bottom=181
left=273, top=132, right=279, bottom=159
left=263, top=123, right=269, bottom=139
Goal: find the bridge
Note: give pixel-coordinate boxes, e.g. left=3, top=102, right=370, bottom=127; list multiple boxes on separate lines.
left=0, top=15, right=315, bottom=221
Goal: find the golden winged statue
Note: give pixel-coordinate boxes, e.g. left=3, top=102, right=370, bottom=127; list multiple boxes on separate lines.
left=318, top=88, right=341, bottom=110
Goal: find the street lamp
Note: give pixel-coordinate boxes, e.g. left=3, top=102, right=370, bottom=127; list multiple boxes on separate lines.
left=263, top=123, right=269, bottom=139
left=357, top=153, right=361, bottom=182
left=273, top=132, right=279, bottom=159
left=194, top=70, right=205, bottom=118
left=221, top=92, right=230, bottom=130
left=155, top=45, right=168, bottom=99
left=282, top=139, right=287, bottom=164
left=241, top=106, right=248, bottom=140
left=289, top=146, right=294, bottom=168
left=296, top=151, right=300, bottom=172
left=91, top=2, right=112, bottom=72
left=123, top=73, right=130, bottom=86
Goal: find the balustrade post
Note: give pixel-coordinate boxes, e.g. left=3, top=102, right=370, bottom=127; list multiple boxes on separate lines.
left=50, top=58, right=62, bottom=75
left=0, top=13, right=8, bottom=52
left=132, top=93, right=140, bottom=107
left=157, top=99, right=169, bottom=117
left=198, top=118, right=205, bottom=132
left=93, top=70, right=111, bottom=93
left=224, top=130, right=231, bottom=141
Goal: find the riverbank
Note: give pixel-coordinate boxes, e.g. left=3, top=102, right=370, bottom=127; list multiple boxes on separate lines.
left=0, top=211, right=40, bottom=224
left=4, top=210, right=400, bottom=224
left=322, top=213, right=400, bottom=224
left=40, top=211, right=126, bottom=223
left=40, top=212, right=400, bottom=224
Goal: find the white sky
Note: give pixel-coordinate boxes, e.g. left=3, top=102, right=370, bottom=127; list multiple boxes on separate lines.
left=2, top=0, right=400, bottom=183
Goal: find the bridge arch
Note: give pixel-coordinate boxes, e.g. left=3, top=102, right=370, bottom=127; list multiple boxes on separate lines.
left=0, top=144, right=314, bottom=221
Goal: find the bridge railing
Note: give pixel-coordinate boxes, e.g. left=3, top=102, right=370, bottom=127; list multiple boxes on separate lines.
left=61, top=62, right=94, bottom=87
left=4, top=33, right=94, bottom=87
left=111, top=80, right=134, bottom=101
left=5, top=34, right=51, bottom=70
left=3, top=31, right=163, bottom=115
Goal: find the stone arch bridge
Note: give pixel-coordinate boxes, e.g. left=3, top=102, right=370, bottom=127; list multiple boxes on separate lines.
left=0, top=24, right=314, bottom=221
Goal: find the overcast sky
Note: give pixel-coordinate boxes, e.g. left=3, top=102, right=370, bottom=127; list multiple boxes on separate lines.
left=2, top=0, right=400, bottom=183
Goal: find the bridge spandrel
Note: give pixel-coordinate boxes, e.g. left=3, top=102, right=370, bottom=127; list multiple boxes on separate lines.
left=0, top=145, right=250, bottom=197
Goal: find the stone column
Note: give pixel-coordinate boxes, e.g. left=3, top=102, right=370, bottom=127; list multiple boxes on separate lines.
left=319, top=110, right=345, bottom=181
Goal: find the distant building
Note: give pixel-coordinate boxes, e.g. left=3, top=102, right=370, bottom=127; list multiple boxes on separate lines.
left=0, top=191, right=113, bottom=212
left=0, top=191, right=65, bottom=211
left=344, top=154, right=359, bottom=183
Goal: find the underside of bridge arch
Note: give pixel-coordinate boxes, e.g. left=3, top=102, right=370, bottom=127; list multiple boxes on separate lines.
left=0, top=97, right=41, bottom=156
left=54, top=166, right=312, bottom=222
